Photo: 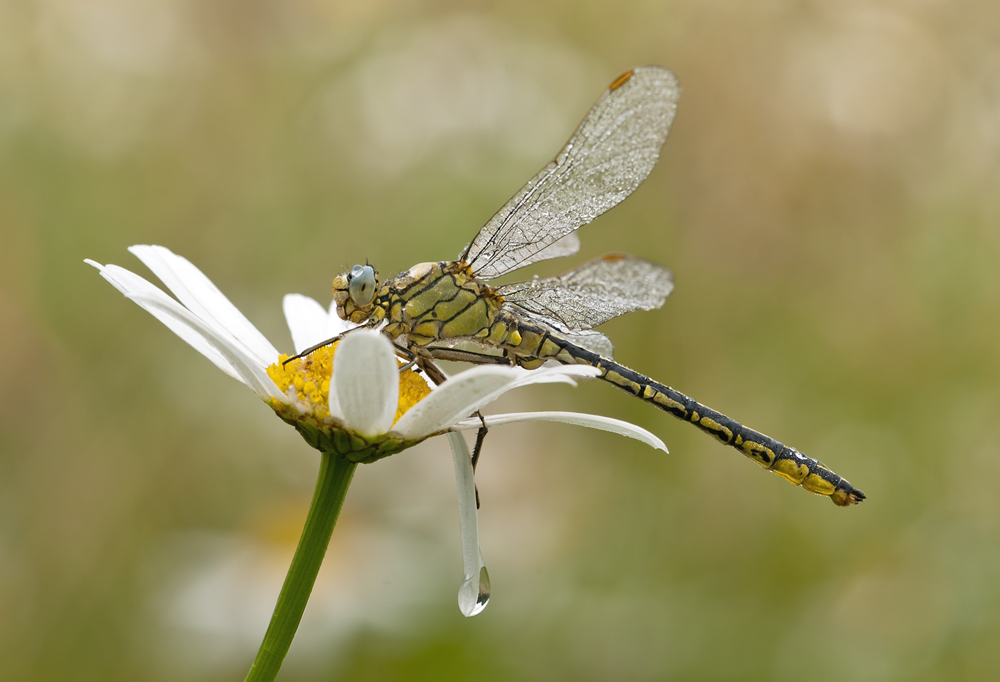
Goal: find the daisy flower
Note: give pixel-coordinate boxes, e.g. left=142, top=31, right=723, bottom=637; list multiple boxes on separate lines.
left=87, top=245, right=666, bottom=680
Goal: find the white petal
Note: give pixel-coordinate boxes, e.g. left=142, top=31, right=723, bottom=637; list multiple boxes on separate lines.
left=452, top=411, right=667, bottom=452
left=327, top=378, right=345, bottom=422
left=128, top=245, right=280, bottom=367
left=389, top=365, right=525, bottom=440
left=326, top=299, right=353, bottom=337
left=509, top=364, right=601, bottom=388
left=391, top=364, right=602, bottom=440
left=89, top=260, right=241, bottom=380
left=447, top=432, right=490, bottom=617
left=131, top=292, right=287, bottom=402
left=282, top=294, right=331, bottom=354
left=91, top=261, right=285, bottom=402
left=90, top=258, right=286, bottom=402
left=473, top=363, right=599, bottom=388
left=332, top=330, right=398, bottom=436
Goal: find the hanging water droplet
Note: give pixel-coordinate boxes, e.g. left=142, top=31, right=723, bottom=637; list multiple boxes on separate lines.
left=458, top=564, right=491, bottom=617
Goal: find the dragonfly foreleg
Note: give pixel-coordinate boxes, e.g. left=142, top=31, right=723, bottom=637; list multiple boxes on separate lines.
left=282, top=325, right=369, bottom=366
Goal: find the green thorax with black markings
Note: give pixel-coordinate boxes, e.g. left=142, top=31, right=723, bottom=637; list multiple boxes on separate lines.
left=333, top=261, right=506, bottom=347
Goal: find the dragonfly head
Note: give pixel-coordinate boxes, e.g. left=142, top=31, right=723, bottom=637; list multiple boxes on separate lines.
left=333, top=264, right=380, bottom=322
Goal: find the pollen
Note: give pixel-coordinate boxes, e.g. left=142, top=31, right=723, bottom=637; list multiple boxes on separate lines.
left=267, top=344, right=337, bottom=421
left=396, top=367, right=431, bottom=424
left=266, top=342, right=431, bottom=428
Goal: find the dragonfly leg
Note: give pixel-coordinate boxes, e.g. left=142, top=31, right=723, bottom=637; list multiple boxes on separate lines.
left=416, top=355, right=449, bottom=386
left=418, top=354, right=491, bottom=509
left=282, top=326, right=364, bottom=366
left=282, top=333, right=346, bottom=365
left=471, top=412, right=488, bottom=471
left=423, top=347, right=512, bottom=366
left=392, top=343, right=419, bottom=373
left=471, top=412, right=489, bottom=510
left=283, top=319, right=387, bottom=366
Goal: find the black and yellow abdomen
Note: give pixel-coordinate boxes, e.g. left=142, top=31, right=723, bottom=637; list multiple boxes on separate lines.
left=498, top=315, right=865, bottom=507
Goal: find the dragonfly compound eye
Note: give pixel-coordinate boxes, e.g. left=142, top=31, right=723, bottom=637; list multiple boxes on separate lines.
left=348, top=264, right=377, bottom=307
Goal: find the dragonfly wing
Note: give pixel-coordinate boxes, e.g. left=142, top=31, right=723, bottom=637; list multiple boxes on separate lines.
left=526, top=232, right=581, bottom=262
left=497, top=254, right=673, bottom=331
left=562, top=329, right=615, bottom=359
left=463, top=66, right=680, bottom=280
left=506, top=307, right=617, bottom=359
left=459, top=232, right=580, bottom=265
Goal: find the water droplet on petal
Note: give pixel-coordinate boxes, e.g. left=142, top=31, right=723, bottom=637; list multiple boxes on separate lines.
left=458, top=563, right=491, bottom=617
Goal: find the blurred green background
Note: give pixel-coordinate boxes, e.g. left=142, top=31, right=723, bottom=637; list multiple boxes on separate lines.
left=2, top=1, right=999, bottom=680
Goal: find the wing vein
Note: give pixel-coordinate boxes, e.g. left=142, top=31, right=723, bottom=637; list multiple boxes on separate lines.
left=462, top=67, right=680, bottom=279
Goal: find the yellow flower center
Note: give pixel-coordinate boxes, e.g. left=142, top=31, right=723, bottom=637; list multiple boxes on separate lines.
left=265, top=342, right=431, bottom=426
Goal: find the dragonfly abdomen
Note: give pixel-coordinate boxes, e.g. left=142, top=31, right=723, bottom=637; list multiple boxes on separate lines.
left=502, top=320, right=865, bottom=506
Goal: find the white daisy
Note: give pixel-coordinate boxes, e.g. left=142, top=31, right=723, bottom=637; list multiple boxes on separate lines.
left=87, top=245, right=667, bottom=617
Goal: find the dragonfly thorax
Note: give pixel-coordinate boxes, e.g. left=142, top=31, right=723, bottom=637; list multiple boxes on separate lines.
left=334, top=259, right=505, bottom=346
left=384, top=261, right=503, bottom=347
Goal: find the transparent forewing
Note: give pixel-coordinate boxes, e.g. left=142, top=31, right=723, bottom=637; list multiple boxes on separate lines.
left=522, top=232, right=580, bottom=263
left=497, top=254, right=673, bottom=331
left=461, top=232, right=581, bottom=266
left=462, top=66, right=679, bottom=280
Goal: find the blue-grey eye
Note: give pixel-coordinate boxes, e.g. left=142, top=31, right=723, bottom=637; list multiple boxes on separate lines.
left=348, top=264, right=376, bottom=306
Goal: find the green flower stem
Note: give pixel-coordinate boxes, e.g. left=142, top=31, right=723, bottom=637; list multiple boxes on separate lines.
left=244, top=452, right=358, bottom=682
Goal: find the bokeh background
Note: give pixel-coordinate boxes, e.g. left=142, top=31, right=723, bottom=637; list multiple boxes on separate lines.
left=2, top=1, right=999, bottom=680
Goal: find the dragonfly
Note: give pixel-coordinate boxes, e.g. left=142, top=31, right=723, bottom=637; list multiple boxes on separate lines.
left=313, top=66, right=865, bottom=506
